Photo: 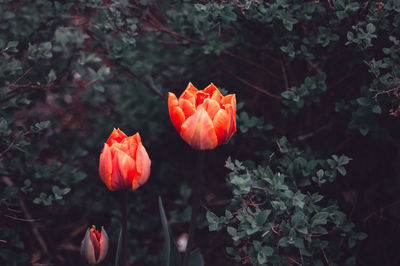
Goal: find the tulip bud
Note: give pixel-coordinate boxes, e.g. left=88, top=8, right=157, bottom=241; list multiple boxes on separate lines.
left=99, top=129, right=151, bottom=191
left=81, top=226, right=109, bottom=265
left=168, top=82, right=236, bottom=150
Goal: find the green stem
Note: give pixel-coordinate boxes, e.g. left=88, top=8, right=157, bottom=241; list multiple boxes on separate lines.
left=183, top=151, right=205, bottom=266
left=121, top=190, right=128, bottom=266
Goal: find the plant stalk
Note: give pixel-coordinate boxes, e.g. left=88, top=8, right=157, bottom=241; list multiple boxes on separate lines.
left=121, top=190, right=128, bottom=266
left=183, top=151, right=205, bottom=266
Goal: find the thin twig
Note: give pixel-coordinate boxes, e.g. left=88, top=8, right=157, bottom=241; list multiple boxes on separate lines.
left=13, top=66, right=33, bottom=84
left=280, top=58, right=289, bottom=89
left=0, top=131, right=31, bottom=158
left=222, top=69, right=282, bottom=100
left=374, top=87, right=399, bottom=102
left=18, top=193, right=49, bottom=255
left=293, top=123, right=332, bottom=142
left=4, top=214, right=41, bottom=222
left=129, top=72, right=166, bottom=100
left=287, top=256, right=303, bottom=266
left=221, top=50, right=281, bottom=81
left=363, top=198, right=400, bottom=222
left=320, top=244, right=330, bottom=266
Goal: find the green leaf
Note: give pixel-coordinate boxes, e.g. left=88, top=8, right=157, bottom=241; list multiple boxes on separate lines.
left=311, top=212, right=329, bottom=227
left=337, top=166, right=347, bottom=176
left=3, top=11, right=15, bottom=19
left=371, top=105, right=382, bottom=114
left=227, top=226, right=237, bottom=237
left=355, top=232, right=367, bottom=240
left=115, top=228, right=123, bottom=266
left=158, top=197, right=182, bottom=266
left=7, top=41, right=19, bottom=48
left=359, top=126, right=369, bottom=136
left=278, top=237, right=288, bottom=247
left=366, top=23, right=376, bottom=33
left=256, top=210, right=271, bottom=226
left=356, top=97, right=370, bottom=106
left=188, top=248, right=204, bottom=266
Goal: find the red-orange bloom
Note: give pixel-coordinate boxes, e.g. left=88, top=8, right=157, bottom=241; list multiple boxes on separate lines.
left=168, top=82, right=236, bottom=150
left=80, top=225, right=109, bottom=265
left=99, top=129, right=151, bottom=191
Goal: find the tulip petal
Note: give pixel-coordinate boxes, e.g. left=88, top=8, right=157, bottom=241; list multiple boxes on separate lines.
left=120, top=134, right=139, bottom=159
left=98, top=227, right=109, bottom=263
left=180, top=109, right=218, bottom=150
left=195, top=91, right=209, bottom=106
left=204, top=83, right=223, bottom=99
left=106, top=128, right=127, bottom=146
left=168, top=92, right=185, bottom=133
left=213, top=109, right=230, bottom=145
left=224, top=103, right=237, bottom=140
left=221, top=94, right=236, bottom=137
left=99, top=144, right=112, bottom=190
left=221, top=94, right=237, bottom=114
left=89, top=227, right=100, bottom=261
left=132, top=142, right=151, bottom=190
left=198, top=98, right=220, bottom=120
left=81, top=228, right=97, bottom=265
left=110, top=149, right=136, bottom=190
left=180, top=82, right=198, bottom=104
left=179, top=98, right=196, bottom=119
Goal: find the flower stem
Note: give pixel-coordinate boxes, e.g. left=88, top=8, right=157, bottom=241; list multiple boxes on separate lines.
left=183, top=151, right=205, bottom=266
left=121, top=190, right=128, bottom=266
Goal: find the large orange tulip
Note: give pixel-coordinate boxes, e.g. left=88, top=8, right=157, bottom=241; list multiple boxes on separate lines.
left=80, top=225, right=109, bottom=265
left=168, top=82, right=236, bottom=150
left=99, top=129, right=151, bottom=191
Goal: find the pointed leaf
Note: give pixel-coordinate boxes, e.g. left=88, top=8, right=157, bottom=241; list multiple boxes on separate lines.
left=159, top=196, right=182, bottom=266
left=188, top=248, right=204, bottom=266
left=115, top=228, right=123, bottom=266
left=159, top=197, right=171, bottom=266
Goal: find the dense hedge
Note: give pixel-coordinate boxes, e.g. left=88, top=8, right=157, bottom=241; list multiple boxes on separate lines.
left=1, top=0, right=400, bottom=265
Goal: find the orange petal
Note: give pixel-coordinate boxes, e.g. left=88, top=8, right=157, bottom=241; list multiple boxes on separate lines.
left=198, top=98, right=221, bottom=120
left=211, top=91, right=222, bottom=102
left=132, top=142, right=151, bottom=190
left=168, top=92, right=186, bottom=133
left=221, top=94, right=236, bottom=113
left=179, top=82, right=197, bottom=105
left=120, top=133, right=139, bottom=159
left=213, top=104, right=236, bottom=145
left=106, top=128, right=127, bottom=146
left=180, top=109, right=218, bottom=150
left=204, top=83, right=222, bottom=98
left=213, top=109, right=230, bottom=145
left=195, top=91, right=209, bottom=106
left=225, top=103, right=237, bottom=140
left=110, top=149, right=136, bottom=190
left=99, top=144, right=113, bottom=190
left=221, top=94, right=237, bottom=138
left=179, top=98, right=196, bottom=119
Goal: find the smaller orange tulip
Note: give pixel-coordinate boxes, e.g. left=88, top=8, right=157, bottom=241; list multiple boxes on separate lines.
left=80, top=225, right=109, bottom=265
left=168, top=82, right=236, bottom=150
left=99, top=129, right=151, bottom=191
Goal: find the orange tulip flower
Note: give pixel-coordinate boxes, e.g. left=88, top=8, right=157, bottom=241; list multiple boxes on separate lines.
left=168, top=82, right=236, bottom=150
left=80, top=225, right=109, bottom=265
left=99, top=129, right=151, bottom=191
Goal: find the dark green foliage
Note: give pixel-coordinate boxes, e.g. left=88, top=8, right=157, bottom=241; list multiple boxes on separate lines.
left=1, top=0, right=399, bottom=265
left=207, top=139, right=359, bottom=265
